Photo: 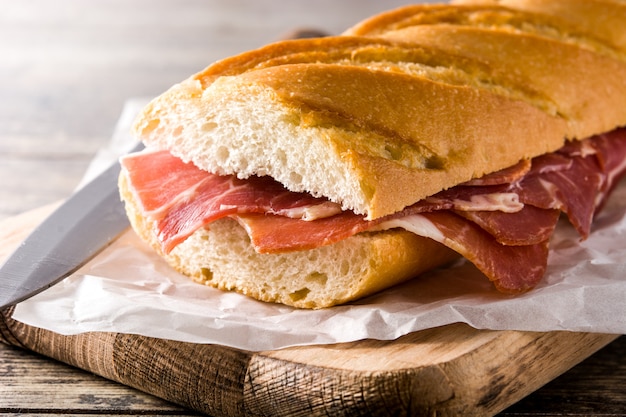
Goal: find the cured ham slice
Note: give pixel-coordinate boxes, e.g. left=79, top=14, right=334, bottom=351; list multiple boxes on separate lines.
left=513, top=128, right=626, bottom=238
left=235, top=212, right=371, bottom=253
left=589, top=130, right=626, bottom=207
left=515, top=154, right=604, bottom=237
left=386, top=212, right=551, bottom=292
left=121, top=127, right=626, bottom=293
left=122, top=150, right=341, bottom=252
left=120, top=149, right=210, bottom=219
left=454, top=206, right=560, bottom=246
left=236, top=203, right=558, bottom=252
left=155, top=174, right=341, bottom=253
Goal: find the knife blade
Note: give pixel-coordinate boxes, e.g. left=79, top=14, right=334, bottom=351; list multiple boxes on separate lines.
left=0, top=142, right=144, bottom=310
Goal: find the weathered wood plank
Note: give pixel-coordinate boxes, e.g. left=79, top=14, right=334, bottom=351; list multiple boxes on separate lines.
left=501, top=335, right=626, bottom=415
left=0, top=343, right=198, bottom=414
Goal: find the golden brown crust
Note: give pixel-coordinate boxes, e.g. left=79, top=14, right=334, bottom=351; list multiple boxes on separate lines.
left=344, top=3, right=626, bottom=138
left=372, top=26, right=626, bottom=139
left=449, top=0, right=626, bottom=52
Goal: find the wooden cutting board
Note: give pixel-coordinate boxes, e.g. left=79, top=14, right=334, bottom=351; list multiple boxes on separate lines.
left=0, top=205, right=618, bottom=417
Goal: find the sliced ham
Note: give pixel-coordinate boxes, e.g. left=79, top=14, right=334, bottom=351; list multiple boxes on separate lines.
left=515, top=154, right=604, bottom=237
left=235, top=211, right=371, bottom=253
left=122, top=150, right=342, bottom=253
left=121, top=127, right=626, bottom=293
left=513, top=128, right=626, bottom=238
left=234, top=205, right=558, bottom=253
left=120, top=149, right=210, bottom=219
left=589, top=130, right=626, bottom=208
left=383, top=212, right=551, bottom=292
left=454, top=206, right=560, bottom=246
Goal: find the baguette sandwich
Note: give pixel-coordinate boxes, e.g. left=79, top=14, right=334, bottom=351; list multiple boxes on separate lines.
left=119, top=1, right=626, bottom=309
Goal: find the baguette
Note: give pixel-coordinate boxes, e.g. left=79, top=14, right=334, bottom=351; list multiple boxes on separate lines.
left=121, top=1, right=626, bottom=308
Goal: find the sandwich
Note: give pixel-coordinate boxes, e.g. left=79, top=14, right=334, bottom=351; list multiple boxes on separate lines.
left=119, top=1, right=626, bottom=309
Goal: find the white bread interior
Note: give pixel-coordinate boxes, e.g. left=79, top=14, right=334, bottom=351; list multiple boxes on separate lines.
left=119, top=173, right=458, bottom=309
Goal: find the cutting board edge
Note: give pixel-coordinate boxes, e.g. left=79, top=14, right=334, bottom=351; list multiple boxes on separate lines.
left=244, top=329, right=618, bottom=416
left=0, top=204, right=622, bottom=417
left=0, top=302, right=619, bottom=417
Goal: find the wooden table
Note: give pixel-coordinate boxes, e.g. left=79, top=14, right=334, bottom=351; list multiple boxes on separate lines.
left=1, top=0, right=624, bottom=415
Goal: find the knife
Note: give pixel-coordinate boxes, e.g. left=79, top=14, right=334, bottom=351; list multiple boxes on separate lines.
left=0, top=142, right=144, bottom=310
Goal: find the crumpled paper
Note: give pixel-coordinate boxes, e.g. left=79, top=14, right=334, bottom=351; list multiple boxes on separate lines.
left=12, top=99, right=626, bottom=351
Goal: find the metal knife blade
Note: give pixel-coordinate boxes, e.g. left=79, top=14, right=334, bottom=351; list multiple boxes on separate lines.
left=0, top=142, right=144, bottom=310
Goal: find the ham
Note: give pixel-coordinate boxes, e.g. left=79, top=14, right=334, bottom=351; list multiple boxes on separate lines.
left=454, top=206, right=560, bottom=246
left=122, top=149, right=342, bottom=253
left=513, top=129, right=626, bottom=238
left=589, top=131, right=626, bottom=208
left=386, top=212, right=551, bottom=292
left=515, top=154, right=604, bottom=237
left=235, top=212, right=371, bottom=253
left=121, top=128, right=626, bottom=293
left=120, top=149, right=210, bottom=219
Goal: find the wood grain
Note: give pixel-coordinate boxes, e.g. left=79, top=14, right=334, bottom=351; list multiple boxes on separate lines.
left=0, top=342, right=196, bottom=415
left=502, top=336, right=626, bottom=415
left=0, top=205, right=619, bottom=416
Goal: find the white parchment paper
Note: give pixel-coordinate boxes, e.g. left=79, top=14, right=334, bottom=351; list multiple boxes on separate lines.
left=12, top=99, right=626, bottom=351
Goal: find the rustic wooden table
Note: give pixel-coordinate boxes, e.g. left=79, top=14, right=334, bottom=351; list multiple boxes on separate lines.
left=0, top=0, right=625, bottom=415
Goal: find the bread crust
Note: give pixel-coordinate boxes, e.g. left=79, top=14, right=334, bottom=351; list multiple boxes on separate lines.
left=344, top=3, right=626, bottom=140
left=449, top=0, right=626, bottom=51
